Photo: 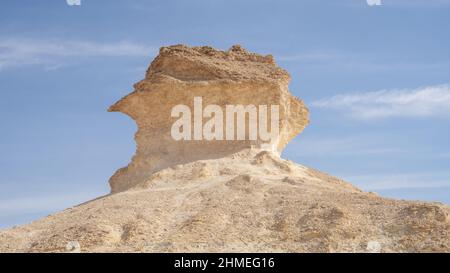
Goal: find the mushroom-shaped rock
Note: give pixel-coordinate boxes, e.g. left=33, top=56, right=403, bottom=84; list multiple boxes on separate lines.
left=108, top=45, right=309, bottom=193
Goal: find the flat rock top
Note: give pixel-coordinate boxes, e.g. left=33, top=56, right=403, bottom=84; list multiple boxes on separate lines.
left=146, top=44, right=290, bottom=82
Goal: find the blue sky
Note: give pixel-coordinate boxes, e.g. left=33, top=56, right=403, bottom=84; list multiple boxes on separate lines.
left=1, top=0, right=449, bottom=228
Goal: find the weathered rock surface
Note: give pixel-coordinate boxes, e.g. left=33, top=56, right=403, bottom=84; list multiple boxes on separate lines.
left=0, top=45, right=448, bottom=253
left=108, top=45, right=309, bottom=193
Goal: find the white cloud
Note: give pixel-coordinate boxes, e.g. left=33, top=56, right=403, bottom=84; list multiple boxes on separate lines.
left=277, top=50, right=449, bottom=74
left=382, top=0, right=450, bottom=7
left=343, top=172, right=450, bottom=191
left=0, top=38, right=157, bottom=70
left=285, top=135, right=406, bottom=157
left=312, top=84, right=450, bottom=119
left=277, top=52, right=340, bottom=62
left=0, top=191, right=104, bottom=216
left=439, top=152, right=450, bottom=158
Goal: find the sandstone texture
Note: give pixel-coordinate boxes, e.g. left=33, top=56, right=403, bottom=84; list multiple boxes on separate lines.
left=108, top=45, right=309, bottom=193
left=0, top=45, right=448, bottom=253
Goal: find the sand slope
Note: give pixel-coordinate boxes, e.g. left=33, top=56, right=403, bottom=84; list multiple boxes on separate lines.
left=1, top=150, right=448, bottom=253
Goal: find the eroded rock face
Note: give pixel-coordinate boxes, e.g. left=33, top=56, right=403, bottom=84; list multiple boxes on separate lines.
left=108, top=45, right=309, bottom=193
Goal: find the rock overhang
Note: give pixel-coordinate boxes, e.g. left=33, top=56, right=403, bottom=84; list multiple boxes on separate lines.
left=108, top=44, right=309, bottom=193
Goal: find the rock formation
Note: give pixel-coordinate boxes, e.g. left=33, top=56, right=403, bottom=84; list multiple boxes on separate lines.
left=0, top=45, right=448, bottom=253
left=108, top=45, right=308, bottom=193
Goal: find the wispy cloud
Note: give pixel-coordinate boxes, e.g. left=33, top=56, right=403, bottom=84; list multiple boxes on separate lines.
left=277, top=52, right=340, bottom=62
left=0, top=191, right=103, bottom=216
left=343, top=172, right=450, bottom=191
left=285, top=135, right=406, bottom=157
left=312, top=84, right=450, bottom=119
left=0, top=38, right=157, bottom=70
left=277, top=50, right=449, bottom=75
left=439, top=152, right=450, bottom=158
left=382, top=0, right=450, bottom=7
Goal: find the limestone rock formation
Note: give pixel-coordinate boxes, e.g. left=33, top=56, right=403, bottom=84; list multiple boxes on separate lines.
left=0, top=45, right=449, bottom=253
left=108, top=45, right=309, bottom=193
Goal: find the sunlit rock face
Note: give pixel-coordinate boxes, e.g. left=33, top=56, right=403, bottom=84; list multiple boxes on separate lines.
left=108, top=45, right=309, bottom=193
